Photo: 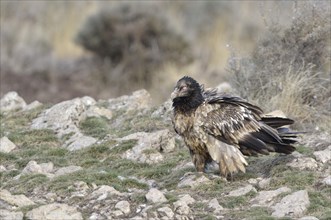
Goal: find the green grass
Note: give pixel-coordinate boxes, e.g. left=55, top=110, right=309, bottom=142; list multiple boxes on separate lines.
left=80, top=116, right=110, bottom=139
left=307, top=189, right=331, bottom=219
left=269, top=167, right=317, bottom=190
left=296, top=145, right=314, bottom=157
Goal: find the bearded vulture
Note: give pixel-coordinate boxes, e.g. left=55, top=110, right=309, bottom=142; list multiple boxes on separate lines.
left=171, top=76, right=298, bottom=178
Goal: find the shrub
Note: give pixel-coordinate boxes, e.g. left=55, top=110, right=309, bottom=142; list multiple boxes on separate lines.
left=228, top=2, right=330, bottom=129
left=75, top=3, right=192, bottom=89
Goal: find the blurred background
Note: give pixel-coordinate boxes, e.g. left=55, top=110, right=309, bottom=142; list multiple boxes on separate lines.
left=1, top=1, right=330, bottom=129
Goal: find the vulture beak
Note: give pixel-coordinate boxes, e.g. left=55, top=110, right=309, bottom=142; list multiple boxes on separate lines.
left=171, top=88, right=179, bottom=100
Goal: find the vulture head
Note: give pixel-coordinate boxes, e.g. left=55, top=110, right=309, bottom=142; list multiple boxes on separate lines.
left=171, top=76, right=204, bottom=111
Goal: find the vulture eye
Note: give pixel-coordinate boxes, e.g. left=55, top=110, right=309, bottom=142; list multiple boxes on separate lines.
left=179, top=85, right=187, bottom=91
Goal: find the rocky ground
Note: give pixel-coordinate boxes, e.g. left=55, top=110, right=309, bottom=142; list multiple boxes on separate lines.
left=0, top=90, right=330, bottom=220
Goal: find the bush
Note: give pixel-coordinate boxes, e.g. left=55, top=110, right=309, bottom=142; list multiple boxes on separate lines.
left=228, top=2, right=330, bottom=129
left=75, top=3, right=192, bottom=89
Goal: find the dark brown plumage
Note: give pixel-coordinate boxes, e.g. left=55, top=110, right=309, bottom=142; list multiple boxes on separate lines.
left=171, top=76, right=298, bottom=177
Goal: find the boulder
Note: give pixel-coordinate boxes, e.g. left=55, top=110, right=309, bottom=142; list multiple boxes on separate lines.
left=26, top=203, right=83, bottom=220
left=0, top=91, right=26, bottom=112
left=0, top=189, right=35, bottom=208
left=287, top=157, right=318, bottom=171
left=145, top=188, right=167, bottom=204
left=271, top=190, right=310, bottom=218
left=250, top=187, right=291, bottom=207
left=0, top=209, right=23, bottom=220
left=115, top=200, right=130, bottom=215
left=108, top=90, right=152, bottom=112
left=120, top=129, right=175, bottom=164
left=226, top=185, right=257, bottom=197
left=31, top=97, right=95, bottom=138
left=0, top=137, right=17, bottom=153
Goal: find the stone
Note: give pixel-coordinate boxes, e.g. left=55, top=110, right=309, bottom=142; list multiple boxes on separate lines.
left=313, top=146, right=331, bottom=163
left=120, top=129, right=175, bottom=164
left=19, top=161, right=54, bottom=178
left=299, top=216, right=319, bottom=220
left=0, top=189, right=35, bottom=207
left=250, top=187, right=291, bottom=207
left=322, top=176, right=331, bottom=186
left=0, top=209, right=24, bottom=220
left=0, top=136, right=17, bottom=153
left=25, top=101, right=42, bottom=111
left=178, top=173, right=211, bottom=188
left=31, top=97, right=94, bottom=138
left=173, top=194, right=195, bottom=215
left=26, top=203, right=83, bottom=220
left=157, top=206, right=174, bottom=219
left=115, top=200, right=131, bottom=214
left=0, top=91, right=26, bottom=112
left=85, top=105, right=113, bottom=120
left=207, top=198, right=223, bottom=213
left=287, top=157, right=318, bottom=171
left=112, top=210, right=123, bottom=217
left=66, top=133, right=97, bottom=151
left=227, top=185, right=257, bottom=197
left=0, top=165, right=7, bottom=172
left=271, top=190, right=310, bottom=218
left=258, top=178, right=271, bottom=189
left=91, top=185, right=121, bottom=198
left=54, top=165, right=82, bottom=177
left=108, top=89, right=152, bottom=112
left=145, top=188, right=167, bottom=204
left=177, top=194, right=195, bottom=206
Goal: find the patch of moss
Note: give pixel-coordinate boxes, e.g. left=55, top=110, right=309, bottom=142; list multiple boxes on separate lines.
left=270, top=168, right=316, bottom=190
left=8, top=129, right=58, bottom=147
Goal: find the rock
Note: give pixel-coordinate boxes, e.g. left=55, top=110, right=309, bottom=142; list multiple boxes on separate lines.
left=322, top=176, right=331, bottom=186
left=66, top=133, right=97, bottom=151
left=25, top=101, right=42, bottom=111
left=91, top=185, right=121, bottom=199
left=178, top=173, right=211, bottom=188
left=26, top=203, right=83, bottom=220
left=299, top=216, right=319, bottom=220
left=54, top=165, right=82, bottom=177
left=0, top=189, right=35, bottom=207
left=0, top=91, right=26, bottom=112
left=112, top=210, right=123, bottom=217
left=89, top=213, right=102, bottom=220
left=0, top=165, right=7, bottom=172
left=287, top=157, right=318, bottom=170
left=271, top=190, right=310, bottom=218
left=85, top=105, right=113, bottom=119
left=257, top=178, right=271, bottom=189
left=18, top=161, right=54, bottom=178
left=177, top=194, right=195, bottom=206
left=158, top=206, right=175, bottom=219
left=151, top=99, right=172, bottom=120
left=207, top=198, right=223, bottom=213
left=173, top=194, right=195, bottom=215
left=120, top=129, right=175, bottom=164
left=0, top=209, right=24, bottom=220
left=108, top=89, right=152, bottom=112
left=227, top=185, right=257, bottom=197
left=0, top=136, right=17, bottom=153
left=145, top=188, right=167, bottom=204
left=313, top=146, right=331, bottom=163
left=31, top=97, right=94, bottom=139
left=250, top=187, right=291, bottom=207
left=115, top=200, right=131, bottom=215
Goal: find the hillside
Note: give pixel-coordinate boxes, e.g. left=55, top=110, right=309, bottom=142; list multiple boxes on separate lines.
left=0, top=91, right=330, bottom=220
